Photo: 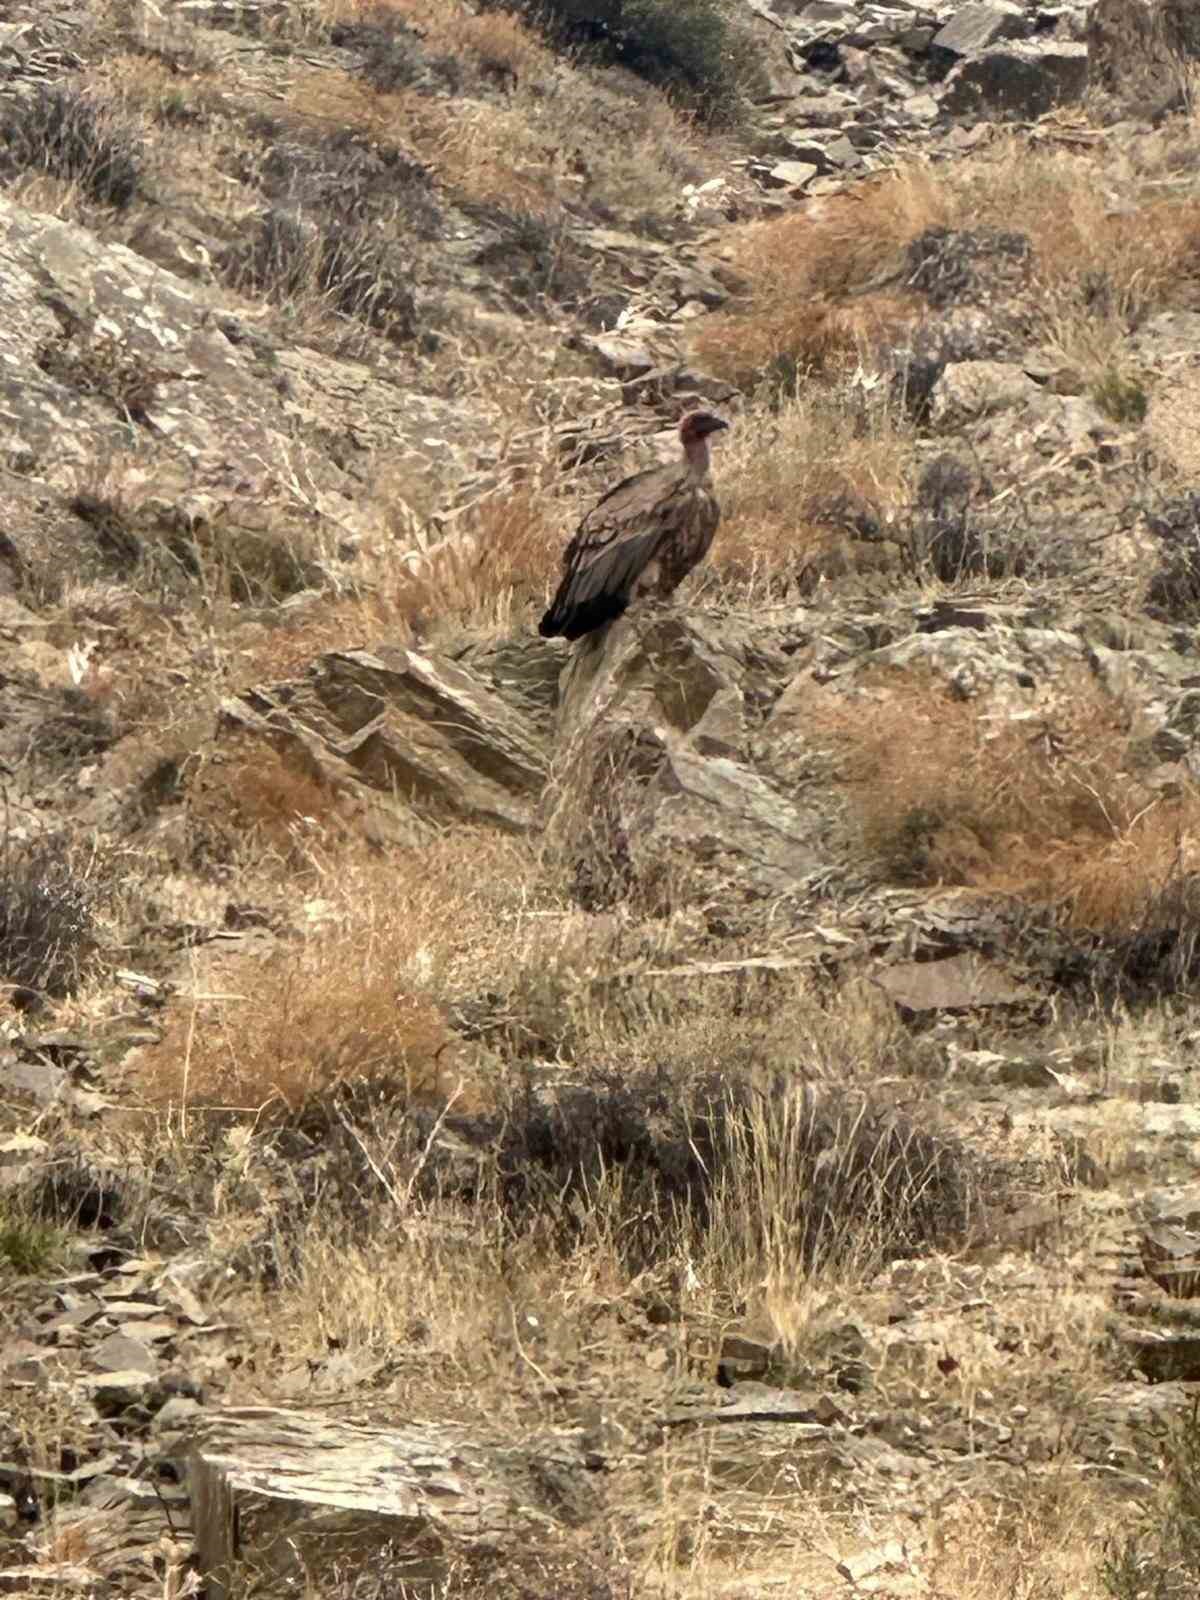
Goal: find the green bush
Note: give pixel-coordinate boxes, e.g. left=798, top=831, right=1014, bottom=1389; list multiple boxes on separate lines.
left=505, top=0, right=762, bottom=124
left=0, top=1207, right=67, bottom=1276
left=1092, top=365, right=1149, bottom=424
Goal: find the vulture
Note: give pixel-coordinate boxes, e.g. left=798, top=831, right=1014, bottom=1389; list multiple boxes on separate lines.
left=538, top=409, right=730, bottom=642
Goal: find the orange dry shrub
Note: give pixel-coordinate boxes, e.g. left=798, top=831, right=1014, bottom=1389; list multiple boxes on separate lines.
left=142, top=827, right=536, bottom=1116
left=694, top=292, right=918, bottom=392
left=319, top=0, right=551, bottom=77
left=707, top=390, right=912, bottom=599
left=285, top=66, right=557, bottom=214
left=938, top=141, right=1200, bottom=315
left=810, top=664, right=1200, bottom=933
left=185, top=734, right=356, bottom=865
left=692, top=172, right=939, bottom=387
left=694, top=144, right=1200, bottom=389
left=395, top=482, right=564, bottom=635
left=147, top=950, right=456, bottom=1116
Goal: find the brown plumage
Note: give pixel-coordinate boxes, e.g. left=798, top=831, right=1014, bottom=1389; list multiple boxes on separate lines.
left=538, top=410, right=729, bottom=642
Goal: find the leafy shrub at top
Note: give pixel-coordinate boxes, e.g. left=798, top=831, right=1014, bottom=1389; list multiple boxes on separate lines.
left=500, top=0, right=762, bottom=125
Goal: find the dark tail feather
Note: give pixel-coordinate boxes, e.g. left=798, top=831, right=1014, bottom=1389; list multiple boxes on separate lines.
left=539, top=591, right=629, bottom=641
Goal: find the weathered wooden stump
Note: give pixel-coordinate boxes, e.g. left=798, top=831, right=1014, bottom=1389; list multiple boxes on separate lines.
left=189, top=1407, right=600, bottom=1599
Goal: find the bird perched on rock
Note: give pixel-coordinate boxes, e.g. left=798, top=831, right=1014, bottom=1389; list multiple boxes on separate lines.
left=538, top=410, right=730, bottom=642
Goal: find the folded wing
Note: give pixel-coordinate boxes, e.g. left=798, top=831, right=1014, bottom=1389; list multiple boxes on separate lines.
left=539, top=463, right=690, bottom=641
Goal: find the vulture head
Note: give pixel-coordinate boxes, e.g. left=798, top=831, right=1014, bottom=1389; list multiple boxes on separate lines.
left=678, top=409, right=729, bottom=474
left=679, top=410, right=730, bottom=443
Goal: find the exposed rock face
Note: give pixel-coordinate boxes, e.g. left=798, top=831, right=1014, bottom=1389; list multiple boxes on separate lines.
left=0, top=195, right=503, bottom=605
left=941, top=40, right=1090, bottom=119
left=1088, top=0, right=1200, bottom=113
left=221, top=647, right=548, bottom=834
left=930, top=2, right=1030, bottom=63
left=190, top=1408, right=602, bottom=1600
left=541, top=613, right=831, bottom=910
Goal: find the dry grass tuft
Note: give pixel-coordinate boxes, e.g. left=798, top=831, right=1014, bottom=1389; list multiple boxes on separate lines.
left=141, top=828, right=533, bottom=1116
left=810, top=662, right=1200, bottom=935
left=695, top=290, right=917, bottom=391
left=0, top=83, right=141, bottom=211
left=147, top=947, right=454, bottom=1117
left=287, top=22, right=709, bottom=221
left=705, top=386, right=913, bottom=597
left=395, top=482, right=564, bottom=637
left=0, top=835, right=104, bottom=1006
left=184, top=733, right=356, bottom=867
left=697, top=141, right=1200, bottom=389
left=477, top=1068, right=986, bottom=1274
left=693, top=171, right=939, bottom=386
left=285, top=66, right=559, bottom=214
left=930, top=1475, right=1109, bottom=1599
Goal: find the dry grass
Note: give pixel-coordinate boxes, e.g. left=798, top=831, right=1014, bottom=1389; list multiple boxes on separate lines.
left=227, top=979, right=986, bottom=1373
left=139, top=827, right=535, bottom=1116
left=148, top=946, right=456, bottom=1116
left=286, top=36, right=708, bottom=221
left=218, top=599, right=404, bottom=691
left=693, top=172, right=939, bottom=387
left=0, top=82, right=141, bottom=212
left=697, top=139, right=1200, bottom=390
left=809, top=661, right=1200, bottom=934
left=929, top=1479, right=1111, bottom=1600
left=396, top=482, right=565, bottom=638
left=703, top=385, right=914, bottom=597
left=60, top=456, right=337, bottom=612
left=184, top=733, right=358, bottom=867
left=284, top=66, right=559, bottom=214
left=695, top=288, right=917, bottom=392
left=321, top=0, right=554, bottom=79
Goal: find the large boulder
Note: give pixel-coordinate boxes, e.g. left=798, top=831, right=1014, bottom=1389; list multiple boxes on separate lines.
left=941, top=41, right=1089, bottom=121
left=544, top=613, right=830, bottom=913
left=1088, top=0, right=1200, bottom=114
left=221, top=646, right=548, bottom=835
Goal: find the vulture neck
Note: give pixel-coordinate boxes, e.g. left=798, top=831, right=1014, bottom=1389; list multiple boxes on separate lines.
left=682, top=433, right=713, bottom=480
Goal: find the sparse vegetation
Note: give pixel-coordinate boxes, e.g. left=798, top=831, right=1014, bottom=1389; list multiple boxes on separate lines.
left=811, top=662, right=1199, bottom=930
left=0, top=837, right=99, bottom=1004
left=695, top=141, right=1200, bottom=391
left=37, top=331, right=166, bottom=424
left=0, top=84, right=140, bottom=209
left=0, top=1205, right=67, bottom=1276
left=501, top=0, right=761, bottom=124
left=227, top=205, right=421, bottom=341
left=1102, top=1406, right=1200, bottom=1600
left=1145, top=491, right=1200, bottom=622
left=710, top=382, right=912, bottom=595
left=1094, top=364, right=1150, bottom=423
left=8, top=5, right=1200, bottom=1599
left=473, top=1067, right=986, bottom=1272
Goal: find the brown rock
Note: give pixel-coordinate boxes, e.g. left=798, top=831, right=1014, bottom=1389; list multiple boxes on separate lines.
left=872, top=954, right=1034, bottom=1014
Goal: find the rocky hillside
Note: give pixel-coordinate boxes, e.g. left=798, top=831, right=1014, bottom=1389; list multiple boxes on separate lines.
left=8, top=0, right=1200, bottom=1596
